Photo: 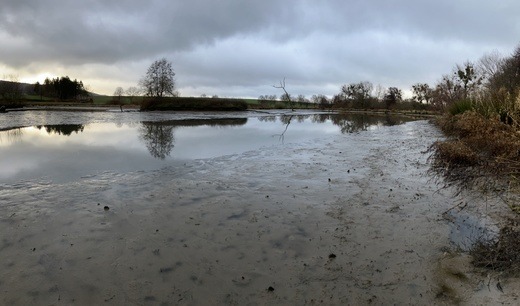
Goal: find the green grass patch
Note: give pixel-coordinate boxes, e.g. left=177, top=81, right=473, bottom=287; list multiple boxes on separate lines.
left=22, top=94, right=54, bottom=102
left=140, top=97, right=249, bottom=111
left=448, top=99, right=473, bottom=115
left=92, top=95, right=115, bottom=105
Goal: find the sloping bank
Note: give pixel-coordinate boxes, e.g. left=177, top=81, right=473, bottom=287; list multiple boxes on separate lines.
left=0, top=119, right=518, bottom=304
left=430, top=111, right=520, bottom=294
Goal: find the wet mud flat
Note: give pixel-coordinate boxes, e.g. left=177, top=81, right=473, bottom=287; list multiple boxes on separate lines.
left=1, top=120, right=519, bottom=305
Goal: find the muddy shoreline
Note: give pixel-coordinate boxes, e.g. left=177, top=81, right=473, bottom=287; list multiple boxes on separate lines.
left=1, top=119, right=518, bottom=305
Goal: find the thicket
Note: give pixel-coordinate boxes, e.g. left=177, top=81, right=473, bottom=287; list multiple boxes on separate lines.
left=430, top=45, right=520, bottom=190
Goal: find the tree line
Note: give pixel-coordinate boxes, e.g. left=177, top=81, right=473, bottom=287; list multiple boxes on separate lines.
left=35, top=76, right=90, bottom=100
left=255, top=43, right=520, bottom=113
left=0, top=75, right=90, bottom=103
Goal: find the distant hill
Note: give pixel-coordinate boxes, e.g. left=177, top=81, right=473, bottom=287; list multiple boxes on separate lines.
left=0, top=80, right=34, bottom=93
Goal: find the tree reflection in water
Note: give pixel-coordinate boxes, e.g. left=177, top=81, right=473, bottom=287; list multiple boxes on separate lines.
left=36, top=124, right=85, bottom=136
left=139, top=122, right=176, bottom=160
left=138, top=118, right=248, bottom=159
left=275, top=115, right=293, bottom=142
left=314, top=113, right=413, bottom=134
left=1, top=124, right=85, bottom=144
left=0, top=128, right=23, bottom=144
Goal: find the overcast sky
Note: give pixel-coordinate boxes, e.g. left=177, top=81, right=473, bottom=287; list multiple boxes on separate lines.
left=1, top=1, right=519, bottom=98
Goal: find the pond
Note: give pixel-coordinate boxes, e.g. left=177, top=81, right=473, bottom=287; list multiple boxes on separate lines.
left=0, top=110, right=414, bottom=183
left=4, top=109, right=505, bottom=305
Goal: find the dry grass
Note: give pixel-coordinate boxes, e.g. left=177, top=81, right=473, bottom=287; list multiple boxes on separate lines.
left=431, top=110, right=520, bottom=275
left=471, top=220, right=520, bottom=276
left=430, top=111, right=520, bottom=191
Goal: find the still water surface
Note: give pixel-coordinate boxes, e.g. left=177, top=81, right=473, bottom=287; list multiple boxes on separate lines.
left=0, top=111, right=415, bottom=183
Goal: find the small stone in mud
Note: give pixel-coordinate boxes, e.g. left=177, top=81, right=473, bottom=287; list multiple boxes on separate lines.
left=97, top=203, right=100, bottom=206
left=267, top=286, right=275, bottom=292
left=329, top=253, right=337, bottom=259
left=328, top=178, right=331, bottom=182
left=159, top=267, right=173, bottom=273
left=265, top=195, right=269, bottom=198
left=32, top=248, right=36, bottom=252
left=104, top=206, right=109, bottom=211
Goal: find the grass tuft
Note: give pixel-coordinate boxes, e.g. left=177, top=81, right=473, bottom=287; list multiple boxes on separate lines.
left=471, top=221, right=520, bottom=276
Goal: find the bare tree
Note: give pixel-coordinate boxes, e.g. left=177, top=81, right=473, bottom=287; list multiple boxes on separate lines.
left=341, top=81, right=374, bottom=108
left=113, top=87, right=124, bottom=102
left=487, top=45, right=520, bottom=95
left=140, top=58, right=176, bottom=98
left=312, top=95, right=330, bottom=109
left=273, top=77, right=294, bottom=109
left=432, top=74, right=463, bottom=109
left=296, top=94, right=308, bottom=103
left=478, top=51, right=504, bottom=83
left=374, top=84, right=386, bottom=102
left=280, top=92, right=291, bottom=102
left=125, top=86, right=140, bottom=104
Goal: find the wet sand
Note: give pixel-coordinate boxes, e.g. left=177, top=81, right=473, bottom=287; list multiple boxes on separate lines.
left=1, top=120, right=519, bottom=305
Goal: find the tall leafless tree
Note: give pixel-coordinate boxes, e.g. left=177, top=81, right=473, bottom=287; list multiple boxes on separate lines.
left=273, top=77, right=294, bottom=109
left=113, top=87, right=124, bottom=102
left=140, top=58, right=176, bottom=98
left=125, top=86, right=140, bottom=104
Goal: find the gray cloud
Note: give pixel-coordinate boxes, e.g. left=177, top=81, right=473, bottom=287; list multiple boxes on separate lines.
left=1, top=1, right=519, bottom=97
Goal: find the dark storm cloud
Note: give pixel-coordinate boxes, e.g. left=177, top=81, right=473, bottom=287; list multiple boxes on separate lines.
left=1, top=0, right=520, bottom=96
left=0, top=0, right=292, bottom=66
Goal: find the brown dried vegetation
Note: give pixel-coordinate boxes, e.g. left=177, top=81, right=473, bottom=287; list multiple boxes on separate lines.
left=430, top=111, right=520, bottom=191
left=471, top=221, right=520, bottom=275
left=430, top=111, right=520, bottom=275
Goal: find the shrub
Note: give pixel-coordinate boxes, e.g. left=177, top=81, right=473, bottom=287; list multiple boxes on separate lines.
left=448, top=99, right=473, bottom=115
left=471, top=223, right=520, bottom=276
